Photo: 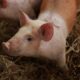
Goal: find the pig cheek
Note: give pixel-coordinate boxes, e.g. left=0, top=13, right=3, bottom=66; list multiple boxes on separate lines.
left=17, top=41, right=39, bottom=56
left=9, top=39, right=22, bottom=52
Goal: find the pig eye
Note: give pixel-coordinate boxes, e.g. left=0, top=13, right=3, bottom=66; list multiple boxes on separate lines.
left=27, top=36, right=33, bottom=42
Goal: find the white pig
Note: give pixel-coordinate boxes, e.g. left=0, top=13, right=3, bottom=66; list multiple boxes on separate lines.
left=0, top=0, right=41, bottom=19
left=2, top=0, right=77, bottom=69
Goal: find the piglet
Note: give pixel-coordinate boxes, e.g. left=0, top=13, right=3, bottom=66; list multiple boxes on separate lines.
left=0, top=0, right=41, bottom=19
left=2, top=0, right=77, bottom=69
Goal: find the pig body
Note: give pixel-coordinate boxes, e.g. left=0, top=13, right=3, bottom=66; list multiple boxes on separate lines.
left=2, top=0, right=77, bottom=69
left=0, top=0, right=41, bottom=19
left=38, top=13, right=68, bottom=67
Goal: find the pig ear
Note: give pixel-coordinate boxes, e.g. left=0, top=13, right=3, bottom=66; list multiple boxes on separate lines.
left=39, top=23, right=54, bottom=41
left=19, top=11, right=31, bottom=26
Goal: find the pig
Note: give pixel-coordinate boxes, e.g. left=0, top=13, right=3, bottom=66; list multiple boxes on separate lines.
left=2, top=0, right=77, bottom=69
left=0, top=0, right=42, bottom=19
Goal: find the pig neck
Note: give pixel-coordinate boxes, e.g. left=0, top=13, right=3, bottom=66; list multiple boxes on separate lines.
left=37, top=10, right=68, bottom=54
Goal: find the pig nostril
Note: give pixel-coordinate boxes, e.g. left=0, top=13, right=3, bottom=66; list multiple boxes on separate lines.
left=2, top=42, right=10, bottom=51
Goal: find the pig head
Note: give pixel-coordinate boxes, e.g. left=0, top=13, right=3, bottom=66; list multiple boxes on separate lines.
left=2, top=11, right=54, bottom=56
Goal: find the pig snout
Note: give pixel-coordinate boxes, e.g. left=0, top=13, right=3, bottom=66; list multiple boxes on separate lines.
left=2, top=42, right=10, bottom=52
left=2, top=38, right=20, bottom=54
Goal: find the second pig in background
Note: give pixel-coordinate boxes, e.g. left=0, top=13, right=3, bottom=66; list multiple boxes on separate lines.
left=0, top=0, right=42, bottom=19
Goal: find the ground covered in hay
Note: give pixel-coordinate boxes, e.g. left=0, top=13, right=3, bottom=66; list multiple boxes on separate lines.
left=0, top=11, right=80, bottom=80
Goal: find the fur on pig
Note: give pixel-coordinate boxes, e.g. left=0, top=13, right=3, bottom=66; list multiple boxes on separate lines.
left=2, top=11, right=68, bottom=69
left=0, top=0, right=41, bottom=19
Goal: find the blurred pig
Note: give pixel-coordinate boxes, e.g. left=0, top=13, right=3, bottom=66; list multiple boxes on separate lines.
left=0, top=0, right=41, bottom=19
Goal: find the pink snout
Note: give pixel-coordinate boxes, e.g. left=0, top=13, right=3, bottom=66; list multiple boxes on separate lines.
left=2, top=39, right=20, bottom=54
left=2, top=42, right=10, bottom=52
